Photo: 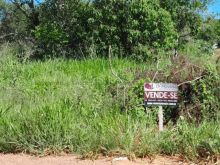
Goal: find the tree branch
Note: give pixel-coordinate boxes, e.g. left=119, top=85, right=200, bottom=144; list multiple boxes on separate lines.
left=178, top=76, right=203, bottom=87
left=9, top=0, right=31, bottom=19
left=0, top=33, right=16, bottom=40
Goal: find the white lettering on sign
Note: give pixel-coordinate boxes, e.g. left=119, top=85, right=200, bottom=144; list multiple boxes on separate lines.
left=144, top=83, right=178, bottom=106
left=145, top=91, right=178, bottom=99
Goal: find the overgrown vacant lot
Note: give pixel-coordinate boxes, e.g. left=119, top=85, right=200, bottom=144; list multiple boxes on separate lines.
left=0, top=0, right=220, bottom=164
left=0, top=45, right=219, bottom=163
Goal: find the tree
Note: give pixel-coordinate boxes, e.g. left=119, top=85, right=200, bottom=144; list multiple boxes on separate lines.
left=0, top=0, right=39, bottom=42
left=34, top=0, right=94, bottom=57
left=93, top=0, right=177, bottom=55
left=159, top=0, right=211, bottom=46
left=2, top=0, right=213, bottom=59
left=9, top=0, right=39, bottom=30
left=198, top=17, right=220, bottom=45
left=34, top=0, right=177, bottom=58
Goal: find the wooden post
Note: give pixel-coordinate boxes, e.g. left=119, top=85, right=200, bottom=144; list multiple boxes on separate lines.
left=158, top=106, right=163, bottom=132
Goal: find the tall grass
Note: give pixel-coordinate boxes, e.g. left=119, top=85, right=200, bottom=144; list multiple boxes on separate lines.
left=0, top=44, right=219, bottom=162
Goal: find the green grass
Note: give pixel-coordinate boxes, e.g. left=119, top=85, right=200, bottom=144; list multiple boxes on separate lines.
left=0, top=44, right=219, bottom=162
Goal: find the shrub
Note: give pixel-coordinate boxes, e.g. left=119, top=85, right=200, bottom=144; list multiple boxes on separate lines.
left=34, top=23, right=69, bottom=58
left=33, top=0, right=177, bottom=59
left=34, top=0, right=94, bottom=58
left=107, top=54, right=220, bottom=124
left=93, top=0, right=177, bottom=55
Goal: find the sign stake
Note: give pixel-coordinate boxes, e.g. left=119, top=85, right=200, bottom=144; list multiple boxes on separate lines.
left=158, top=106, right=163, bottom=132
left=144, top=83, right=178, bottom=132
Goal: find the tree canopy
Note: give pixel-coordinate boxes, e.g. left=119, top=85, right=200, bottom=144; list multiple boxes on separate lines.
left=0, top=0, right=218, bottom=59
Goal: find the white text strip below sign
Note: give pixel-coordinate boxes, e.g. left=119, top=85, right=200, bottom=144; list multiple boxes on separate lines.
left=144, top=83, right=178, bottom=106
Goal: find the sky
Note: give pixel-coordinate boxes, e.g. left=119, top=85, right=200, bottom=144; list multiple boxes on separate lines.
left=208, top=0, right=220, bottom=17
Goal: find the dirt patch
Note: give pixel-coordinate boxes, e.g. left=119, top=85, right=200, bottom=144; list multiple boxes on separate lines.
left=0, top=154, right=188, bottom=165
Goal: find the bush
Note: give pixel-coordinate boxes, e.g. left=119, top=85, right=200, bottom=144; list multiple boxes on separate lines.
left=180, top=40, right=214, bottom=57
left=107, top=53, right=220, bottom=124
left=0, top=45, right=220, bottom=162
left=93, top=0, right=177, bottom=55
left=34, top=0, right=94, bottom=58
left=34, top=23, right=69, bottom=58
left=33, top=0, right=177, bottom=59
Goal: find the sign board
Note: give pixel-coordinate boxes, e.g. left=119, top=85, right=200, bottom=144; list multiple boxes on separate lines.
left=144, top=83, right=178, bottom=106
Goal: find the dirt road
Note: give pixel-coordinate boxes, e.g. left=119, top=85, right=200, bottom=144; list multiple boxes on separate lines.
left=0, top=154, right=188, bottom=165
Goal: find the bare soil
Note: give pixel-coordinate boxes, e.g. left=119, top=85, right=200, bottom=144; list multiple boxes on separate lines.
left=0, top=154, right=189, bottom=165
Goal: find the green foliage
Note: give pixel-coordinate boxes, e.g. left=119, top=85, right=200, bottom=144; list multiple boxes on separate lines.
left=181, top=39, right=214, bottom=56
left=160, top=0, right=207, bottom=35
left=34, top=23, right=68, bottom=44
left=34, top=0, right=94, bottom=58
left=0, top=0, right=39, bottom=42
left=107, top=41, right=220, bottom=124
left=0, top=45, right=220, bottom=162
left=34, top=23, right=69, bottom=57
left=33, top=0, right=178, bottom=58
left=1, top=0, right=215, bottom=59
left=197, top=18, right=220, bottom=44
left=93, top=0, right=177, bottom=55
left=0, top=1, right=27, bottom=39
left=0, top=0, right=220, bottom=162
left=193, top=67, right=220, bottom=120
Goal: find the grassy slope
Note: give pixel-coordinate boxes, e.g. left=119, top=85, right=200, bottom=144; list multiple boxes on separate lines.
left=0, top=45, right=219, bottom=161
